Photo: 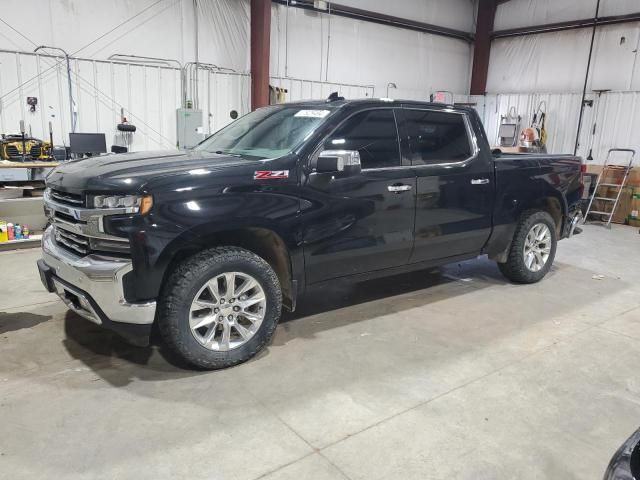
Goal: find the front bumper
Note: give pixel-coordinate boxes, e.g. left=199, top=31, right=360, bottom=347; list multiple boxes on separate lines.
left=38, top=226, right=156, bottom=345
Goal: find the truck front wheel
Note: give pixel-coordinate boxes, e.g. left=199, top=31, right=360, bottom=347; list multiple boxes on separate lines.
left=157, top=247, right=282, bottom=369
left=498, top=210, right=557, bottom=284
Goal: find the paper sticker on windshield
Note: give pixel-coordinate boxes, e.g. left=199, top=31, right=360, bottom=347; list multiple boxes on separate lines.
left=294, top=110, right=330, bottom=118
left=254, top=170, right=289, bottom=180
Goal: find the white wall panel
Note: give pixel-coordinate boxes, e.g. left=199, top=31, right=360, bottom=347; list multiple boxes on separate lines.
left=473, top=90, right=640, bottom=165
left=584, top=91, right=640, bottom=165
left=0, top=50, right=250, bottom=151
left=475, top=92, right=585, bottom=154
left=270, top=2, right=474, bottom=101
left=487, top=23, right=640, bottom=93
left=0, top=0, right=249, bottom=72
left=490, top=0, right=640, bottom=93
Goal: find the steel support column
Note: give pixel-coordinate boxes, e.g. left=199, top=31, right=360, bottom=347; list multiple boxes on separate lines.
left=251, top=0, right=271, bottom=110
left=470, top=0, right=497, bottom=95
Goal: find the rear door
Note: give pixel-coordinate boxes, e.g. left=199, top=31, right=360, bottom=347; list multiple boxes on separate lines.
left=396, top=107, right=494, bottom=262
left=302, top=108, right=417, bottom=283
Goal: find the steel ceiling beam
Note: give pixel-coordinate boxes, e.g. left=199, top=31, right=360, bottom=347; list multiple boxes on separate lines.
left=271, top=0, right=474, bottom=42
left=492, top=12, right=640, bottom=38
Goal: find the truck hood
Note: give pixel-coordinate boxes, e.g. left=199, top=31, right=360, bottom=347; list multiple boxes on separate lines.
left=46, top=150, right=258, bottom=193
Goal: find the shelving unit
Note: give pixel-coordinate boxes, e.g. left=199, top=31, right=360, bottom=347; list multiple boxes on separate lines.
left=0, top=233, right=42, bottom=252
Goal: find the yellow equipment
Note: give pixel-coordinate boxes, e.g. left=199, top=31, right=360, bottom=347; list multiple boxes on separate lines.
left=0, top=134, right=51, bottom=161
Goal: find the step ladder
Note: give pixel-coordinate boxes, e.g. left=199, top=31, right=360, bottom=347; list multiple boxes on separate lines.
left=584, top=148, right=635, bottom=228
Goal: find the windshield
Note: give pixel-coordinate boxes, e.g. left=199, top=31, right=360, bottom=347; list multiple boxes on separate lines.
left=194, top=105, right=335, bottom=160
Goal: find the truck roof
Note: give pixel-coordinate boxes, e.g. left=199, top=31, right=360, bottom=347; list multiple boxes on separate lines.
left=280, top=98, right=473, bottom=112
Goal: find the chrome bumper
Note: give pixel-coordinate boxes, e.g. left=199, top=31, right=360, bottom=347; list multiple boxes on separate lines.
left=40, top=226, right=156, bottom=325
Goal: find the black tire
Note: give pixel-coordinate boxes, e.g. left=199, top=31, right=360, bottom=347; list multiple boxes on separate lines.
left=498, top=210, right=557, bottom=284
left=157, top=247, right=282, bottom=369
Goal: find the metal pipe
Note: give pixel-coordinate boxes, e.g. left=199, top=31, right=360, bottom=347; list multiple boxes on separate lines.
left=194, top=0, right=199, bottom=109
left=107, top=54, right=183, bottom=68
left=325, top=1, right=332, bottom=81
left=492, top=11, right=640, bottom=39
left=34, top=45, right=75, bottom=133
left=285, top=0, right=289, bottom=77
left=573, top=0, right=600, bottom=156
left=272, top=0, right=473, bottom=42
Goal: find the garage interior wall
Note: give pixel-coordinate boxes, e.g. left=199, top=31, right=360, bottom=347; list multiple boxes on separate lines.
left=482, top=0, right=640, bottom=164
left=269, top=0, right=476, bottom=101
left=0, top=0, right=256, bottom=150
left=1, top=0, right=475, bottom=152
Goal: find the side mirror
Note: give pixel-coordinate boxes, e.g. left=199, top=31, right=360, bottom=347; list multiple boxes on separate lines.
left=316, top=150, right=361, bottom=175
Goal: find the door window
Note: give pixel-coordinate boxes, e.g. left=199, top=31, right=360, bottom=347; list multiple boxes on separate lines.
left=326, top=109, right=400, bottom=169
left=398, top=110, right=472, bottom=165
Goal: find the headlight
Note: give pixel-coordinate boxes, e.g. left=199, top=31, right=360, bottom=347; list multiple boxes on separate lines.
left=91, top=194, right=153, bottom=214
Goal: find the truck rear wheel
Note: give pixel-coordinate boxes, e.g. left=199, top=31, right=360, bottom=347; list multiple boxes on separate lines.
left=498, top=210, right=557, bottom=284
left=157, top=247, right=282, bottom=369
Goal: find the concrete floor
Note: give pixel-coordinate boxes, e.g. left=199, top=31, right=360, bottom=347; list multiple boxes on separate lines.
left=1, top=224, right=640, bottom=479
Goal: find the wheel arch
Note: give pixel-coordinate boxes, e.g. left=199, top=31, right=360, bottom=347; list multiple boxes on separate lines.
left=160, top=226, right=299, bottom=311
left=488, top=194, right=566, bottom=263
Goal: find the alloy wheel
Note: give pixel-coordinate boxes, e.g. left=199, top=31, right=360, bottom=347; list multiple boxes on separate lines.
left=523, top=223, right=552, bottom=272
left=189, top=272, right=266, bottom=351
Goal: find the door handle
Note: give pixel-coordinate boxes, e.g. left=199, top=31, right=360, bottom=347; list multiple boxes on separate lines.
left=470, top=178, right=490, bottom=185
left=388, top=184, right=412, bottom=193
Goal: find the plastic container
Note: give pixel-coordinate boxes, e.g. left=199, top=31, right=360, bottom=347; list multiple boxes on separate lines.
left=7, top=223, right=14, bottom=241
left=0, top=221, right=7, bottom=243
left=14, top=224, right=22, bottom=240
left=22, top=224, right=29, bottom=239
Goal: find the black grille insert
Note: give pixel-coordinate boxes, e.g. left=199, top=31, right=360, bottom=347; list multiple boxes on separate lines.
left=55, top=227, right=89, bottom=256
left=50, top=189, right=84, bottom=207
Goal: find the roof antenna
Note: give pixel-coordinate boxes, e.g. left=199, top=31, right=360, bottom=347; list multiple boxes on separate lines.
left=326, top=91, right=344, bottom=102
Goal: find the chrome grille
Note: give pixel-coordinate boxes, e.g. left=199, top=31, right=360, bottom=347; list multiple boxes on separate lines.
left=50, top=189, right=84, bottom=207
left=55, top=227, right=89, bottom=256
left=53, top=225, right=130, bottom=257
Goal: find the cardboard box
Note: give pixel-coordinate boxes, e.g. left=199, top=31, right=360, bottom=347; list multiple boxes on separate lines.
left=586, top=165, right=640, bottom=188
left=630, top=192, right=640, bottom=221
left=590, top=185, right=633, bottom=224
left=613, top=187, right=634, bottom=224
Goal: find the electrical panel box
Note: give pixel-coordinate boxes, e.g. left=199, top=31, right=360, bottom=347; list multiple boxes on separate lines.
left=176, top=108, right=204, bottom=149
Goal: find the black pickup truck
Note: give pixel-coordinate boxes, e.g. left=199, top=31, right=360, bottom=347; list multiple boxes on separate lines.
left=38, top=98, right=584, bottom=369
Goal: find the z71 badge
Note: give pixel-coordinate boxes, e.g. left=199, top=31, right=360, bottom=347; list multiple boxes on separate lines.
left=254, top=170, right=289, bottom=180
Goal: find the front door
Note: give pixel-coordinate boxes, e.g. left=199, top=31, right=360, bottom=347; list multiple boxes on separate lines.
left=395, top=107, right=494, bottom=262
left=302, top=108, right=416, bottom=284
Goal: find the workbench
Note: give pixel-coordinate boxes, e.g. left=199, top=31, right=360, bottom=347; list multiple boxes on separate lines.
left=0, top=161, right=60, bottom=168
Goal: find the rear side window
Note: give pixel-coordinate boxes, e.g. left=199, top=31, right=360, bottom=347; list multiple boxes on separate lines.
left=326, top=109, right=400, bottom=169
left=397, top=110, right=472, bottom=165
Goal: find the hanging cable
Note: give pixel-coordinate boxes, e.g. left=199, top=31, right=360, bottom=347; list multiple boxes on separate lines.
left=573, top=0, right=601, bottom=156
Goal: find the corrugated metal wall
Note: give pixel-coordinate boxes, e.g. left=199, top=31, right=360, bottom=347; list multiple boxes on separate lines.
left=0, top=49, right=251, bottom=151
left=0, top=49, right=378, bottom=152
left=469, top=91, right=640, bottom=165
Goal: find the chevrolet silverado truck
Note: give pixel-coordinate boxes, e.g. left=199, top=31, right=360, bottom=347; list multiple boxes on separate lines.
left=37, top=98, right=584, bottom=369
